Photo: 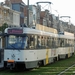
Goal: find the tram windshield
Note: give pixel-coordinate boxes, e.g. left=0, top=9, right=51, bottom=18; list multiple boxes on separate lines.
left=6, top=35, right=28, bottom=49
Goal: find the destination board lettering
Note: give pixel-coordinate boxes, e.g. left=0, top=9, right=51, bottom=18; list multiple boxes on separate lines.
left=8, top=29, right=23, bottom=34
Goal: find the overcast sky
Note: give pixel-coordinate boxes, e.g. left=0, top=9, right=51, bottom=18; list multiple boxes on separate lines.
left=0, top=0, right=75, bottom=25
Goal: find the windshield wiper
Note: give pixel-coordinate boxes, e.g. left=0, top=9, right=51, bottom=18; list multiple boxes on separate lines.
left=9, top=44, right=21, bottom=51
left=9, top=44, right=16, bottom=49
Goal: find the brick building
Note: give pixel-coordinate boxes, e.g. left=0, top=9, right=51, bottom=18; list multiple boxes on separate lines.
left=5, top=0, right=25, bottom=26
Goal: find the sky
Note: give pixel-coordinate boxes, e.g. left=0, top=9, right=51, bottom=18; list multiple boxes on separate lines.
left=0, top=0, right=75, bottom=25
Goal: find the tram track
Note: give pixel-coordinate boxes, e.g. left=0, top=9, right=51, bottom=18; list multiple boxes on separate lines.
left=58, top=64, right=75, bottom=75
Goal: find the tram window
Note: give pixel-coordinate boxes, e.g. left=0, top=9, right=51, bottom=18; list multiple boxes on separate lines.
left=41, top=36, right=45, bottom=48
left=71, top=39, right=74, bottom=47
left=46, top=37, right=48, bottom=48
left=64, top=39, right=66, bottom=47
left=23, top=36, right=28, bottom=49
left=56, top=38, right=59, bottom=47
left=44, top=37, right=47, bottom=48
left=58, top=38, right=60, bottom=47
left=54, top=38, right=56, bottom=48
left=18, top=37, right=23, bottom=43
left=47, top=37, right=51, bottom=48
left=60, top=39, right=64, bottom=47
left=29, top=35, right=35, bottom=49
left=71, top=39, right=73, bottom=46
left=52, top=38, right=56, bottom=48
left=26, top=35, right=32, bottom=49
left=65, top=39, right=67, bottom=46
left=69, top=39, right=70, bottom=46
left=26, top=36, right=30, bottom=49
left=55, top=38, right=58, bottom=48
left=35, top=35, right=37, bottom=49
left=37, top=36, right=41, bottom=48
left=59, top=38, right=62, bottom=47
left=63, top=39, right=65, bottom=47
left=54, top=38, right=57, bottom=48
left=68, top=39, right=71, bottom=46
left=8, top=35, right=17, bottom=44
left=47, top=37, right=50, bottom=48
left=49, top=37, right=52, bottom=48
left=66, top=39, right=69, bottom=46
left=73, top=39, right=74, bottom=46
left=6, top=35, right=28, bottom=49
left=30, top=36, right=34, bottom=41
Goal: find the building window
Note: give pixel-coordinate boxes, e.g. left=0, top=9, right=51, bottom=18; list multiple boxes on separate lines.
left=20, top=7, right=24, bottom=13
left=20, top=17, right=24, bottom=25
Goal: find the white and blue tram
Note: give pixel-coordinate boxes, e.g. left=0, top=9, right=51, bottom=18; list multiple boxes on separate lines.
left=58, top=34, right=74, bottom=59
left=3, top=27, right=74, bottom=69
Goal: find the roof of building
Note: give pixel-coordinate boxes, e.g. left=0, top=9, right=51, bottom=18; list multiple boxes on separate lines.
left=5, top=0, right=25, bottom=5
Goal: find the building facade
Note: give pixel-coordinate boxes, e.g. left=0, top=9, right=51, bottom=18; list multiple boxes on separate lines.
left=0, top=4, right=20, bottom=27
left=5, top=0, right=25, bottom=26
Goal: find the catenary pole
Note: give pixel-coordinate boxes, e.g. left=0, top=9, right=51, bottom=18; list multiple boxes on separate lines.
left=27, top=0, right=29, bottom=27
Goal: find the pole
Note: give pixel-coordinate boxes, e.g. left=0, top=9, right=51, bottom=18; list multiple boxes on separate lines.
left=27, top=0, right=29, bottom=27
left=55, top=10, right=60, bottom=33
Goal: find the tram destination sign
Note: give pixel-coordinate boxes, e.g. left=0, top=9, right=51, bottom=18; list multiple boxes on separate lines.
left=8, top=29, right=23, bottom=34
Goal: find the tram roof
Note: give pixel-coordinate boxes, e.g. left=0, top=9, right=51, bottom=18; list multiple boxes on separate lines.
left=23, top=27, right=58, bottom=37
left=5, top=27, right=58, bottom=37
left=58, top=34, right=74, bottom=39
left=5, top=27, right=74, bottom=39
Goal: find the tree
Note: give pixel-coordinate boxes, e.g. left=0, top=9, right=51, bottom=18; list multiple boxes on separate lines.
left=0, top=23, right=8, bottom=33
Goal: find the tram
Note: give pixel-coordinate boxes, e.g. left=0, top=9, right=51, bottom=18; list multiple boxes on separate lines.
left=3, top=27, right=74, bottom=69
left=58, top=32, right=74, bottom=59
left=0, top=35, right=4, bottom=68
